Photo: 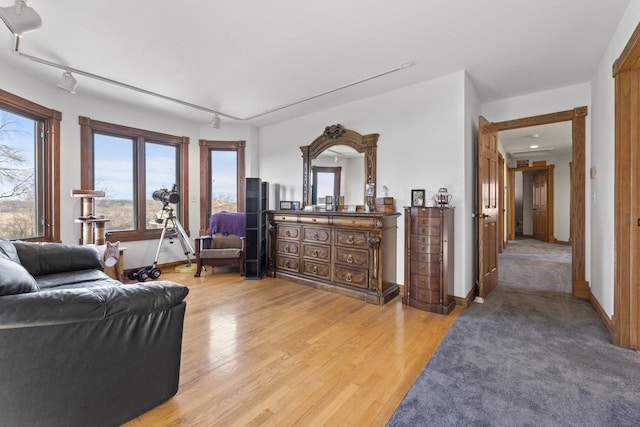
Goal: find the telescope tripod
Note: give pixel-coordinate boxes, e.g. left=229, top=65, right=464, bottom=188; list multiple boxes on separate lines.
left=128, top=203, right=195, bottom=282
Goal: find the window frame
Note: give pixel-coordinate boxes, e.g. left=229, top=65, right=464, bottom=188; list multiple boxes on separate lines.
left=79, top=116, right=189, bottom=242
left=199, top=140, right=246, bottom=235
left=0, top=89, right=61, bottom=242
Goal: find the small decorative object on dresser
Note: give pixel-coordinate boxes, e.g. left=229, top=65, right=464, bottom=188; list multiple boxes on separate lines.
left=411, top=189, right=425, bottom=207
left=403, top=206, right=455, bottom=314
left=279, top=201, right=293, bottom=210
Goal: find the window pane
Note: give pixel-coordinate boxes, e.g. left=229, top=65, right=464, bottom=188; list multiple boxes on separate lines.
left=210, top=150, right=237, bottom=213
left=0, top=109, right=45, bottom=239
left=316, top=172, right=335, bottom=201
left=94, top=133, right=135, bottom=231
left=145, top=141, right=178, bottom=228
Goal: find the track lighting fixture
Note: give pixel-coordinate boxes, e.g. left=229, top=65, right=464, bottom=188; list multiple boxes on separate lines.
left=210, top=114, right=221, bottom=129
left=0, top=0, right=41, bottom=36
left=16, top=49, right=416, bottom=123
left=57, top=71, right=77, bottom=94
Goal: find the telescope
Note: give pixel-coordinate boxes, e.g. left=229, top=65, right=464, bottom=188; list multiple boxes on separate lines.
left=152, top=184, right=180, bottom=204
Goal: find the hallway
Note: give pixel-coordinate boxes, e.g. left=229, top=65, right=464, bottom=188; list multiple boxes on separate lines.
left=498, top=238, right=572, bottom=293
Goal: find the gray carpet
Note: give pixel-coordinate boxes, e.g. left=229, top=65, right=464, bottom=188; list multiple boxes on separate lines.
left=388, top=239, right=640, bottom=426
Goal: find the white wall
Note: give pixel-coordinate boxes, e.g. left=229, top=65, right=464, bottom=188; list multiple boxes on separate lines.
left=0, top=60, right=259, bottom=270
left=464, top=72, right=482, bottom=298
left=589, top=0, right=640, bottom=316
left=260, top=71, right=476, bottom=298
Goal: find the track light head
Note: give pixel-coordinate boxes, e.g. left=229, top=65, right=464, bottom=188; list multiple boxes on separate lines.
left=0, top=0, right=41, bottom=36
left=57, top=71, right=77, bottom=94
left=211, top=114, right=221, bottom=129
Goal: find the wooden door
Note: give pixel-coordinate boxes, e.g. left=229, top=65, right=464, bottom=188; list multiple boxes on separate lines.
left=532, top=171, right=548, bottom=241
left=477, top=117, right=499, bottom=298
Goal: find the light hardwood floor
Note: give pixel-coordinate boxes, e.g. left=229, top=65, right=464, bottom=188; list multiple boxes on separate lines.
left=124, top=268, right=460, bottom=426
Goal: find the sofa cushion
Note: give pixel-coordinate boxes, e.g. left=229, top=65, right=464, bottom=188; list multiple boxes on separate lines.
left=0, top=238, right=21, bottom=264
left=0, top=256, right=39, bottom=296
left=35, top=269, right=115, bottom=290
left=13, top=242, right=102, bottom=277
left=200, top=248, right=242, bottom=258
left=210, top=233, right=243, bottom=249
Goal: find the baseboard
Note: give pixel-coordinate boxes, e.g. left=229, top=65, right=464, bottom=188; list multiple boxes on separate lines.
left=555, top=240, right=571, bottom=245
left=573, top=280, right=590, bottom=300
left=588, top=289, right=614, bottom=337
left=454, top=287, right=476, bottom=309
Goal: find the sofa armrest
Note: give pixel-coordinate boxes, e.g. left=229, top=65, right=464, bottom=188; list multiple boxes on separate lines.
left=0, top=281, right=189, bottom=330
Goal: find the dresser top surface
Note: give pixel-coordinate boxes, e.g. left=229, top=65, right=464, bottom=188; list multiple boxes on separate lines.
left=270, top=210, right=400, bottom=218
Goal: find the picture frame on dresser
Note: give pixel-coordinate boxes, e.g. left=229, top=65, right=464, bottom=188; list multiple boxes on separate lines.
left=279, top=201, right=293, bottom=210
left=411, top=189, right=425, bottom=207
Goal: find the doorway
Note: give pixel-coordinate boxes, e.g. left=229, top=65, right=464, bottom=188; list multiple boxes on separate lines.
left=488, top=107, right=588, bottom=300
left=507, top=164, right=559, bottom=243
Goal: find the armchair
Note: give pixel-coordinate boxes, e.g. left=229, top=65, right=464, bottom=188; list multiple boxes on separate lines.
left=194, top=212, right=246, bottom=277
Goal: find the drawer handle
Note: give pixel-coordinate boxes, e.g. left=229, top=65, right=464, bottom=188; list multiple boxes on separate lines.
left=312, top=249, right=318, bottom=257
left=347, top=235, right=354, bottom=244
left=421, top=228, right=427, bottom=233
left=312, top=266, right=318, bottom=274
left=281, top=216, right=286, bottom=220
left=346, top=273, right=352, bottom=282
left=313, top=233, right=319, bottom=240
left=285, top=230, right=291, bottom=237
left=284, top=260, right=290, bottom=268
left=346, top=254, right=353, bottom=263
left=421, top=237, right=426, bottom=243
left=312, top=218, right=317, bottom=222
left=285, top=246, right=290, bottom=253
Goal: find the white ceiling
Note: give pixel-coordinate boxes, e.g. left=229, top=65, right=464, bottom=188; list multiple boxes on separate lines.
left=499, top=121, right=573, bottom=159
left=0, top=0, right=631, bottom=127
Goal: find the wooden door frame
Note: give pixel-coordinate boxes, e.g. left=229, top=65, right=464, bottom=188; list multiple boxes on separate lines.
left=506, top=164, right=555, bottom=243
left=612, top=22, right=640, bottom=349
left=494, top=106, right=588, bottom=299
left=498, top=153, right=505, bottom=252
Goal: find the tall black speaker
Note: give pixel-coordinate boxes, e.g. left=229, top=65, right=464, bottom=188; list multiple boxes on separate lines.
left=245, top=178, right=268, bottom=279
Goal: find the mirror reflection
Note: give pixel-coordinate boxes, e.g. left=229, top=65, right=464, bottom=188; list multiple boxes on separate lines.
left=311, top=145, right=364, bottom=206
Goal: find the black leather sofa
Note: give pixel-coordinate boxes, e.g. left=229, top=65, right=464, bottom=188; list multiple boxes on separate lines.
left=0, top=238, right=189, bottom=427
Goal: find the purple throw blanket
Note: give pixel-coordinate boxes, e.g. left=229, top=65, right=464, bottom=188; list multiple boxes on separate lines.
left=209, top=212, right=246, bottom=237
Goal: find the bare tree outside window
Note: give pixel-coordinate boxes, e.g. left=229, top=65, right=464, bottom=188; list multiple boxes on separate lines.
left=0, top=110, right=43, bottom=239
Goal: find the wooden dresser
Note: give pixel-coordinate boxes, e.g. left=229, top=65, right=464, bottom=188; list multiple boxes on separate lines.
left=268, top=211, right=400, bottom=305
left=403, top=207, right=455, bottom=314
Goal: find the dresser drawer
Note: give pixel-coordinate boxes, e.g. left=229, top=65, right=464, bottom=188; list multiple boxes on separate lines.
left=413, top=234, right=441, bottom=247
left=332, top=216, right=376, bottom=228
left=413, top=259, right=441, bottom=276
left=277, top=224, right=300, bottom=239
left=335, top=229, right=369, bottom=248
left=273, top=214, right=298, bottom=223
left=302, top=226, right=331, bottom=244
left=302, top=260, right=331, bottom=280
left=334, top=266, right=368, bottom=289
left=300, top=215, right=329, bottom=225
left=410, top=274, right=441, bottom=291
left=277, top=240, right=299, bottom=256
left=413, top=252, right=440, bottom=264
left=410, top=240, right=441, bottom=255
left=409, top=286, right=440, bottom=304
left=411, top=222, right=442, bottom=236
left=277, top=255, right=299, bottom=272
left=302, top=243, right=331, bottom=261
left=412, top=207, right=442, bottom=218
left=335, top=247, right=368, bottom=268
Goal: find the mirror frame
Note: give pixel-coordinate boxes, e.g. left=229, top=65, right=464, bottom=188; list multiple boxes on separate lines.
left=300, top=124, right=378, bottom=208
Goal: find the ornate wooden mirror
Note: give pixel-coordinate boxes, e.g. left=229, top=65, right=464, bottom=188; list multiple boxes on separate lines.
left=300, top=124, right=378, bottom=208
